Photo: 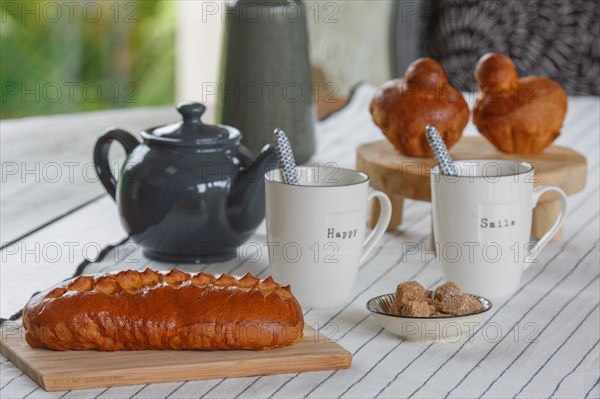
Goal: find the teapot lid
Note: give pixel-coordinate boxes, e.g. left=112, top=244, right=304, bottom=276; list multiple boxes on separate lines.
left=141, top=102, right=240, bottom=147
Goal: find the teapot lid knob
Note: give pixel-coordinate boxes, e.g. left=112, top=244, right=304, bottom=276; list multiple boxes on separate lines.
left=174, top=101, right=226, bottom=139
left=177, top=101, right=206, bottom=126
left=141, top=101, right=236, bottom=145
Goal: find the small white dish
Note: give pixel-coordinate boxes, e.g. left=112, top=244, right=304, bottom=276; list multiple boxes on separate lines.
left=367, top=293, right=492, bottom=342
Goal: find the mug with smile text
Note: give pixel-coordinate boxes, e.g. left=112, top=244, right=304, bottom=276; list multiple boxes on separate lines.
left=431, top=159, right=567, bottom=298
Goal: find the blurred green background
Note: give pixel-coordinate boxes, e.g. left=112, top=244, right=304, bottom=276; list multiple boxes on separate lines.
left=0, top=0, right=175, bottom=119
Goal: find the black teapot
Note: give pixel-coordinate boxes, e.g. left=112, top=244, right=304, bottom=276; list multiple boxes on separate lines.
left=93, top=102, right=277, bottom=263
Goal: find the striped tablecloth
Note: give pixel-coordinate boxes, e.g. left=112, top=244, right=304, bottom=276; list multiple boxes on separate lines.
left=1, top=85, right=599, bottom=399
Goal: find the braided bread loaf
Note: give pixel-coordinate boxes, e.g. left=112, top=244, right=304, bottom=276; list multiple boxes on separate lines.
left=23, top=269, right=304, bottom=351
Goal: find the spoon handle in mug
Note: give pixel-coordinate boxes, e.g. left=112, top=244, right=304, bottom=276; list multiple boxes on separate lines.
left=273, top=129, right=300, bottom=185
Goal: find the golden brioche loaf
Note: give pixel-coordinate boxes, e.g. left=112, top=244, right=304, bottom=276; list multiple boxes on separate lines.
left=370, top=58, right=469, bottom=157
left=473, top=53, right=568, bottom=154
left=23, top=269, right=304, bottom=351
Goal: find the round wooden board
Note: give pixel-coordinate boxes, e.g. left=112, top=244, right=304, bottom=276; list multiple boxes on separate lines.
left=357, top=137, right=587, bottom=239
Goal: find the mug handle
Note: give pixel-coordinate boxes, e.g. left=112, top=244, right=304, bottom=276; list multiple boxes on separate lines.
left=361, top=189, right=392, bottom=263
left=525, top=185, right=568, bottom=270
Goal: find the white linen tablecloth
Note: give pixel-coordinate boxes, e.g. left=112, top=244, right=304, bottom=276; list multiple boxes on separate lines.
left=1, top=85, right=599, bottom=398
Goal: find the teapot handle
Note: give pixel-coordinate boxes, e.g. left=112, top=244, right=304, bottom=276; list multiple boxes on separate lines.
left=93, top=127, right=140, bottom=200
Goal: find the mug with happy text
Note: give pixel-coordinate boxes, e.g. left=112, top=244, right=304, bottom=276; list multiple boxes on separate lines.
left=265, top=165, right=392, bottom=308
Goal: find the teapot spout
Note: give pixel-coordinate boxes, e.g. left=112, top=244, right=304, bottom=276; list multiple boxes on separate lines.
left=226, top=145, right=278, bottom=234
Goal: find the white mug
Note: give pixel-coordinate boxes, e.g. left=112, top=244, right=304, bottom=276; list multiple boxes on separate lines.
left=431, top=160, right=567, bottom=298
left=265, top=165, right=392, bottom=308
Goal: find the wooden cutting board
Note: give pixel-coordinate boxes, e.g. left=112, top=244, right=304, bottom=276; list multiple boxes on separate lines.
left=0, top=325, right=351, bottom=392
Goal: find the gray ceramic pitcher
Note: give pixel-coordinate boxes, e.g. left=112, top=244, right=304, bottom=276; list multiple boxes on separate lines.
left=217, top=0, right=316, bottom=164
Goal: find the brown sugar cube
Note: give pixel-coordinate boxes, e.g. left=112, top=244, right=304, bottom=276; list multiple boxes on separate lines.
left=425, top=290, right=435, bottom=299
left=462, top=295, right=484, bottom=314
left=388, top=301, right=403, bottom=316
left=396, top=281, right=427, bottom=304
left=426, top=298, right=443, bottom=314
left=434, top=281, right=461, bottom=302
left=441, top=295, right=465, bottom=315
left=441, top=294, right=483, bottom=316
left=400, top=300, right=431, bottom=317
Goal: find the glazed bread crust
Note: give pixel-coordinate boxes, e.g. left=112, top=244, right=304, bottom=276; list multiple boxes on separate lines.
left=473, top=53, right=568, bottom=154
left=23, top=269, right=304, bottom=351
left=370, top=58, right=469, bottom=158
